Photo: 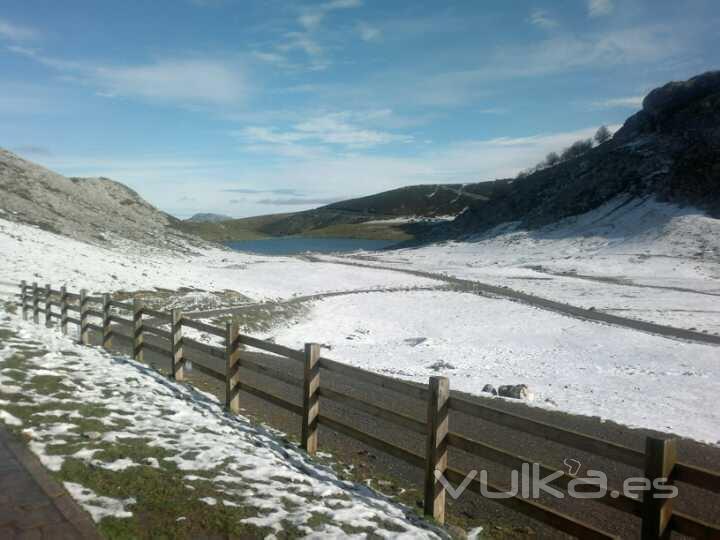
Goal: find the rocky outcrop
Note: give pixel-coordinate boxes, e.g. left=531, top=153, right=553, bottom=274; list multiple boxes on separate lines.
left=0, top=149, right=202, bottom=250
left=448, top=71, right=720, bottom=237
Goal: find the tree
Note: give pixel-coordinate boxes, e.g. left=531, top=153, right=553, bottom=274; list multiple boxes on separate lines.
left=561, top=138, right=593, bottom=161
left=545, top=151, right=561, bottom=167
left=595, top=125, right=612, bottom=145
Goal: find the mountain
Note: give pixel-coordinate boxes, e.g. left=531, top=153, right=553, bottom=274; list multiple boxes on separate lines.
left=0, top=149, right=201, bottom=249
left=444, top=70, right=720, bottom=237
left=180, top=181, right=509, bottom=241
left=186, top=213, right=232, bottom=223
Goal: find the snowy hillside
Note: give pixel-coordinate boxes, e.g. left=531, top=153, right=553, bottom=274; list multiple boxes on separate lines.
left=325, top=196, right=720, bottom=334
left=1, top=195, right=719, bottom=447
left=0, top=307, right=442, bottom=537
left=0, top=148, right=197, bottom=249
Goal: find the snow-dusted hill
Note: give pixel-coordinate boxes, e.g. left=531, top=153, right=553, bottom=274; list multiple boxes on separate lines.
left=328, top=196, right=720, bottom=334
left=0, top=148, right=199, bottom=249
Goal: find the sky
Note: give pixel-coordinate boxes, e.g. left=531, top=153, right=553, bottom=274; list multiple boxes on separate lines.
left=0, top=0, right=718, bottom=219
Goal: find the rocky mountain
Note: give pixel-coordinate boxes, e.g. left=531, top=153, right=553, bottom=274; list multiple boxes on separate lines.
left=0, top=149, right=201, bottom=249
left=186, top=213, right=232, bottom=223
left=446, top=71, right=720, bottom=237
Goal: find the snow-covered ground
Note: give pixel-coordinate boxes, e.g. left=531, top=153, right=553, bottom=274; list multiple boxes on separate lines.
left=0, top=307, right=442, bottom=537
left=265, top=289, right=720, bottom=444
left=320, top=197, right=720, bottom=335
left=1, top=195, right=719, bottom=448
left=0, top=217, right=438, bottom=301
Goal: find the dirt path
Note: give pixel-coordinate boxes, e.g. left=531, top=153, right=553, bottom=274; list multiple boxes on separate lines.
left=181, top=284, right=452, bottom=319
left=300, top=256, right=720, bottom=347
left=525, top=266, right=720, bottom=298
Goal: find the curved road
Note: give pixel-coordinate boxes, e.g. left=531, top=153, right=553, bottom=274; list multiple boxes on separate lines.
left=300, top=256, right=720, bottom=347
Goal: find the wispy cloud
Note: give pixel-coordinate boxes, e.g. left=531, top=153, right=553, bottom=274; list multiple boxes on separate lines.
left=529, top=10, right=559, bottom=30
left=357, top=22, right=381, bottom=42
left=0, top=18, right=39, bottom=41
left=588, top=0, right=613, bottom=17
left=254, top=0, right=364, bottom=71
left=93, top=59, right=247, bottom=104
left=236, top=112, right=413, bottom=154
left=8, top=46, right=248, bottom=105
left=591, top=95, right=644, bottom=109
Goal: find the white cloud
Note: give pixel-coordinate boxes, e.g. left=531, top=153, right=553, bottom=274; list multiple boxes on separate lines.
left=588, top=0, right=613, bottom=17
left=93, top=60, right=247, bottom=105
left=7, top=46, right=248, bottom=106
left=357, top=22, right=381, bottom=42
left=298, top=12, right=325, bottom=30
left=529, top=10, right=559, bottom=30
left=237, top=112, right=413, bottom=151
left=591, top=95, right=644, bottom=109
left=0, top=18, right=39, bottom=41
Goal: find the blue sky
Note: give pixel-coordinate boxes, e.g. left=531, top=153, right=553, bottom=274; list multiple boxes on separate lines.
left=1, top=0, right=718, bottom=218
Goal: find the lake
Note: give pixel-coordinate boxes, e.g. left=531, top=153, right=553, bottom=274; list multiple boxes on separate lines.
left=225, top=237, right=398, bottom=255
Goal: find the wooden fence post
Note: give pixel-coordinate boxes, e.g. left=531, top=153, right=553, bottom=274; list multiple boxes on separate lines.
left=424, top=375, right=449, bottom=524
left=225, top=320, right=240, bottom=413
left=60, top=286, right=68, bottom=335
left=171, top=309, right=184, bottom=381
left=133, top=299, right=144, bottom=362
left=78, top=289, right=89, bottom=345
left=20, top=280, right=27, bottom=320
left=301, top=343, right=321, bottom=455
left=102, top=294, right=113, bottom=349
left=44, top=283, right=52, bottom=327
left=641, top=436, right=677, bottom=539
left=32, top=282, right=39, bottom=324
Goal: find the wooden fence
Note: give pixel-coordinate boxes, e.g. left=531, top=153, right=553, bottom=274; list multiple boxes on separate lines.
left=15, top=280, right=720, bottom=539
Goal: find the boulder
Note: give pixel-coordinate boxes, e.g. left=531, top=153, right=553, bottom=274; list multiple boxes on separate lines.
left=498, top=384, right=533, bottom=400
left=643, top=71, right=720, bottom=120
left=481, top=384, right=498, bottom=396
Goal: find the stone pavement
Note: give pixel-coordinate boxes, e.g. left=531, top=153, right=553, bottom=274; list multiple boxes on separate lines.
left=0, top=426, right=101, bottom=539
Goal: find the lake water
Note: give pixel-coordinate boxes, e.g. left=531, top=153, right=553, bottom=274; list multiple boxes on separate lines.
left=225, top=237, right=397, bottom=255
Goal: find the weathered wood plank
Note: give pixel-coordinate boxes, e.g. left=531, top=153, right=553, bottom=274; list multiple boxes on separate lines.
left=673, top=462, right=720, bottom=494
left=142, top=307, right=172, bottom=321
left=641, top=437, right=676, bottom=539
left=301, top=343, right=320, bottom=455
left=319, top=356, right=428, bottom=401
left=239, top=354, right=302, bottom=387
left=318, top=387, right=426, bottom=435
left=133, top=299, right=144, bottom=362
left=102, top=294, right=112, bottom=349
left=424, top=376, right=449, bottom=524
left=239, top=333, right=305, bottom=361
left=225, top=321, right=240, bottom=413
left=182, top=318, right=226, bottom=338
left=445, top=468, right=617, bottom=539
left=183, top=337, right=226, bottom=360
left=318, top=413, right=425, bottom=468
left=230, top=379, right=302, bottom=416
left=447, top=432, right=640, bottom=516
left=171, top=309, right=184, bottom=381
left=670, top=511, right=720, bottom=538
left=448, top=396, right=644, bottom=468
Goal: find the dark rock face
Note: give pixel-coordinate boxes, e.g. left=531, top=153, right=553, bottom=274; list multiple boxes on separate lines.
left=448, top=71, right=720, bottom=237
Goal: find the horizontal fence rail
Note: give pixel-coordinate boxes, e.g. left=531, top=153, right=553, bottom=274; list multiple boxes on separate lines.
left=14, top=281, right=720, bottom=539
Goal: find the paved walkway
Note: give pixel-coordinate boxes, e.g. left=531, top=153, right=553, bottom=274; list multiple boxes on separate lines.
left=0, top=427, right=101, bottom=539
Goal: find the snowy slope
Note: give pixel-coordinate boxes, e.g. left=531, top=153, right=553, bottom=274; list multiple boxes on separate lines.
left=0, top=307, right=442, bottom=537
left=266, top=289, right=720, bottom=444
left=322, top=196, right=720, bottom=334
left=0, top=217, right=438, bottom=301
